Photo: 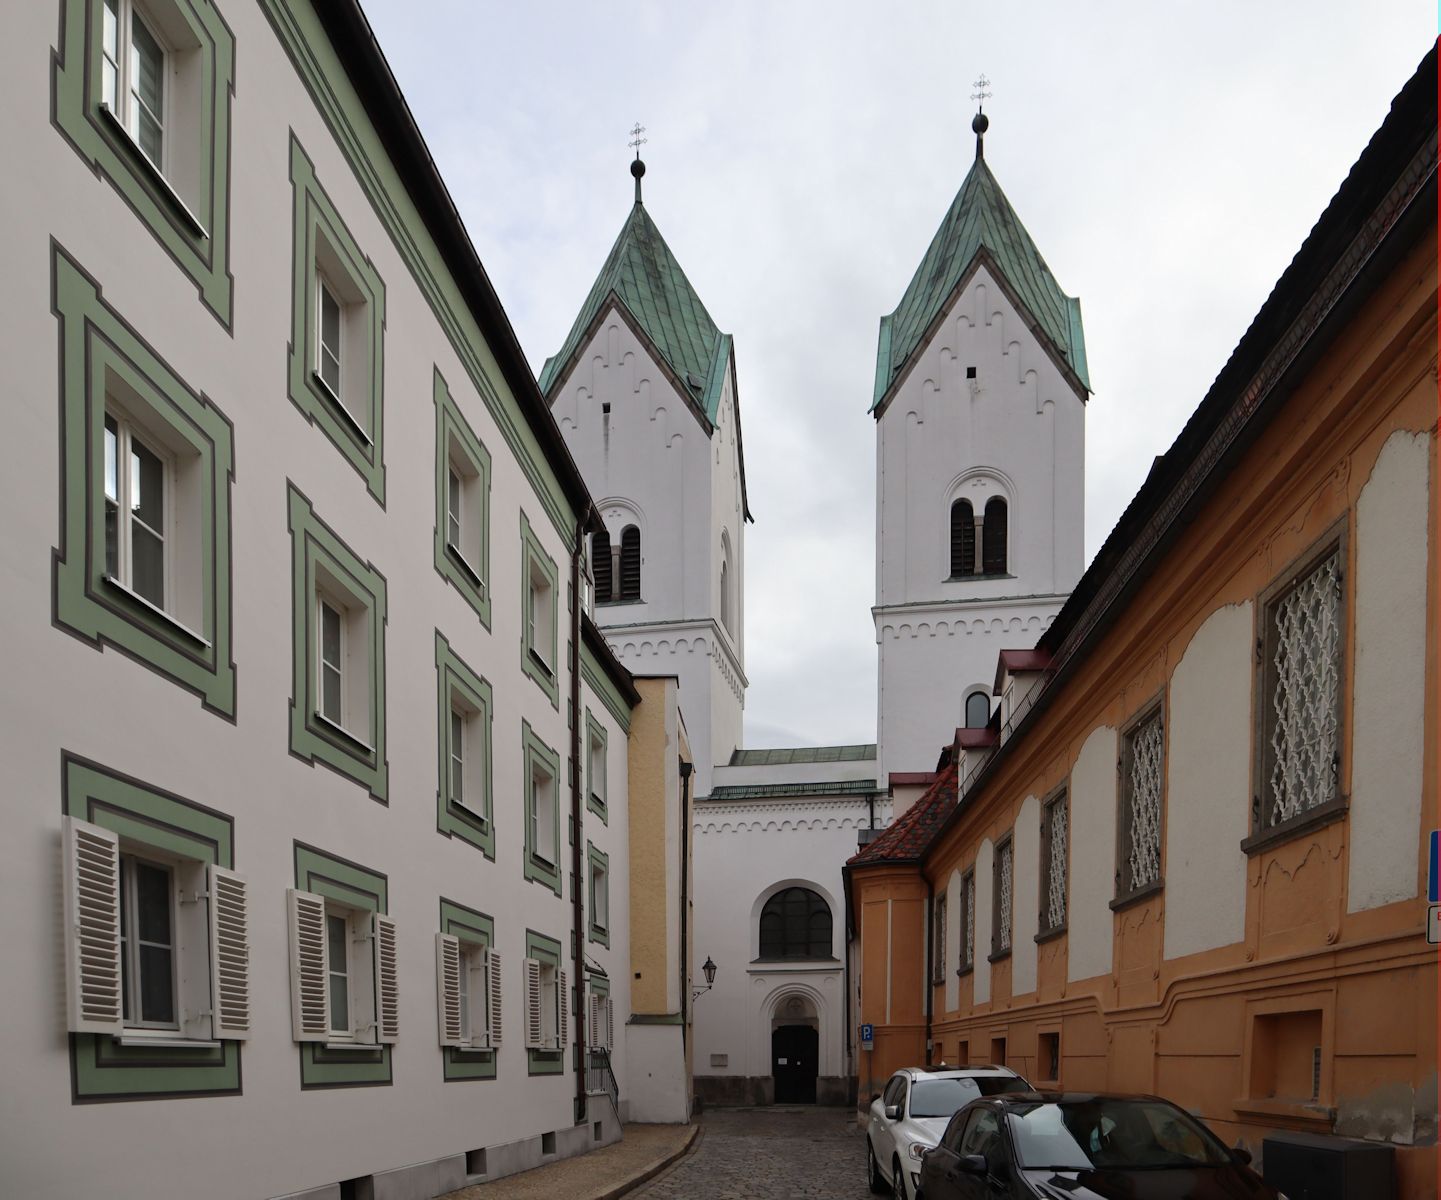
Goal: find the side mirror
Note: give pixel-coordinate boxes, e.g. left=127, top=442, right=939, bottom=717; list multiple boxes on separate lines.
left=1231, top=1147, right=1253, bottom=1167
left=884, top=1104, right=900, bottom=1121
left=958, top=1154, right=988, bottom=1174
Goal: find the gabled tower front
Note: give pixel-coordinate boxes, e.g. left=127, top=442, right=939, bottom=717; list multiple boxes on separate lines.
left=873, top=114, right=1089, bottom=784
left=543, top=158, right=751, bottom=796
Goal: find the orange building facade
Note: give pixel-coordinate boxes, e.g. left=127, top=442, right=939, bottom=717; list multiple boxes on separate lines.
left=847, top=48, right=1438, bottom=1195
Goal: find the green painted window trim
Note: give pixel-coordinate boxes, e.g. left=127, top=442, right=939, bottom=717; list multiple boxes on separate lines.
left=287, top=134, right=387, bottom=505
left=521, top=721, right=562, bottom=896
left=52, top=0, right=235, bottom=328
left=587, top=842, right=610, bottom=949
left=436, top=630, right=494, bottom=858
left=433, top=369, right=493, bottom=626
left=287, top=484, right=389, bottom=802
left=258, top=0, right=581, bottom=544
left=51, top=245, right=237, bottom=718
left=294, top=842, right=390, bottom=1089
left=62, top=752, right=240, bottom=1102
left=520, top=511, right=561, bottom=708
left=440, top=898, right=496, bottom=1082
left=588, top=975, right=610, bottom=998
left=525, top=929, right=564, bottom=1076
left=586, top=709, right=608, bottom=824
left=581, top=640, right=633, bottom=734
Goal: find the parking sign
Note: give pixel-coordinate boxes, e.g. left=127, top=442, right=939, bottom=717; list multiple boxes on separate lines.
left=860, top=1023, right=874, bottom=1049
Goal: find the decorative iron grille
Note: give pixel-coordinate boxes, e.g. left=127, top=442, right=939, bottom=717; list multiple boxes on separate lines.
left=996, top=841, right=1013, bottom=953
left=932, top=897, right=947, bottom=983
left=963, top=873, right=975, bottom=967
left=1044, top=800, right=1068, bottom=930
left=1266, top=550, right=1341, bottom=826
left=1124, top=713, right=1164, bottom=892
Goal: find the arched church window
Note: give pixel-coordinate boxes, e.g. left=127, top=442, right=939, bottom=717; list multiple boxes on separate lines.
left=982, top=497, right=1008, bottom=575
left=619, top=526, right=641, bottom=600
left=720, top=560, right=731, bottom=632
left=759, top=887, right=832, bottom=959
left=965, top=691, right=991, bottom=729
left=591, top=529, right=612, bottom=603
left=950, top=499, right=976, bottom=577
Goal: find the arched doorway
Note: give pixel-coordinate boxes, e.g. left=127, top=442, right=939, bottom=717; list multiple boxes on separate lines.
left=771, top=993, right=819, bottom=1104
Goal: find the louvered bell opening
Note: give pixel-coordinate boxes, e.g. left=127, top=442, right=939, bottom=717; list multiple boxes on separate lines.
left=950, top=499, right=975, bottom=576
left=982, top=497, right=1008, bottom=574
left=592, top=531, right=612, bottom=603
left=619, top=526, right=641, bottom=600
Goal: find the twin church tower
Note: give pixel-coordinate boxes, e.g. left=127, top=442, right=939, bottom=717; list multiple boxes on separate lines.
left=542, top=113, right=1088, bottom=793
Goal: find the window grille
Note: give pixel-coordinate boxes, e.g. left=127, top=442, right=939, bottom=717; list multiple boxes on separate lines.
left=993, top=839, right=1013, bottom=954
left=1041, top=795, right=1068, bottom=932
left=961, top=871, right=975, bottom=969
left=932, top=897, right=947, bottom=983
left=1262, top=548, right=1342, bottom=828
left=982, top=497, right=1008, bottom=574
left=619, top=526, right=641, bottom=600
left=950, top=499, right=975, bottom=576
left=1121, top=711, right=1164, bottom=894
left=759, top=887, right=832, bottom=959
left=591, top=530, right=612, bottom=602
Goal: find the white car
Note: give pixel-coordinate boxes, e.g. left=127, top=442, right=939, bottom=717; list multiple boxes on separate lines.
left=866, top=1065, right=1032, bottom=1200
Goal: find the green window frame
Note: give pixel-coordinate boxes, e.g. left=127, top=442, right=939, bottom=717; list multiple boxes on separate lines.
left=520, top=512, right=560, bottom=708
left=521, top=721, right=562, bottom=896
left=586, top=709, right=608, bottom=824
left=525, top=929, right=563, bottom=1076
left=287, top=135, right=386, bottom=504
left=436, top=631, right=494, bottom=857
left=52, top=0, right=236, bottom=328
left=287, top=485, right=388, bottom=802
left=434, top=369, right=493, bottom=626
left=51, top=245, right=236, bottom=717
left=62, top=752, right=239, bottom=1102
left=587, top=843, right=610, bottom=949
left=440, top=898, right=497, bottom=1082
left=293, top=843, right=390, bottom=1089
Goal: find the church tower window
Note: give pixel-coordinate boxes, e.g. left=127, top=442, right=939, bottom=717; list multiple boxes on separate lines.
left=591, top=529, right=612, bottom=603
left=965, top=691, right=991, bottom=729
left=619, top=526, right=642, bottom=601
left=982, top=497, right=1008, bottom=575
left=950, top=499, right=976, bottom=577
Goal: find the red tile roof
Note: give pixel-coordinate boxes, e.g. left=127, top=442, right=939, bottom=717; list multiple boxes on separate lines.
left=993, top=647, right=1052, bottom=695
left=849, top=759, right=959, bottom=866
left=888, top=771, right=937, bottom=788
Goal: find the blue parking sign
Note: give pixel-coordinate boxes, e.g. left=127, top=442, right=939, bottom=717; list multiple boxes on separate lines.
left=860, top=1023, right=874, bottom=1048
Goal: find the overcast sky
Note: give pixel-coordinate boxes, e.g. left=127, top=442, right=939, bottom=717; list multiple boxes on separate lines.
left=360, top=1, right=1433, bottom=748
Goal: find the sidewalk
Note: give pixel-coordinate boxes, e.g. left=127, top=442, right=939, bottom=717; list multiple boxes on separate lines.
left=437, top=1123, right=699, bottom=1200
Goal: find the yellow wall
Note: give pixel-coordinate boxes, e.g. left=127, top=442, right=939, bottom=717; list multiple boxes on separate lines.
left=628, top=676, right=674, bottom=1016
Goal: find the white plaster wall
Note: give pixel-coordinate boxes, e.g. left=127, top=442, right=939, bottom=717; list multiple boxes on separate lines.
left=973, top=840, right=995, bottom=1004
left=1349, top=430, right=1431, bottom=911
left=943, top=869, right=961, bottom=1012
left=718, top=756, right=879, bottom=789
left=0, top=4, right=630, bottom=1196
left=1068, top=726, right=1118, bottom=982
left=1011, top=796, right=1041, bottom=995
left=1165, top=603, right=1253, bottom=960
left=624, top=1024, right=689, bottom=1123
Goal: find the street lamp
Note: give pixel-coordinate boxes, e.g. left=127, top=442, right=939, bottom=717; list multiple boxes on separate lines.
left=692, top=956, right=717, bottom=999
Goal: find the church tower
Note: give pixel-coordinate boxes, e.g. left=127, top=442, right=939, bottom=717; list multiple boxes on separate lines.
left=872, top=105, right=1089, bottom=783
left=542, top=152, right=751, bottom=796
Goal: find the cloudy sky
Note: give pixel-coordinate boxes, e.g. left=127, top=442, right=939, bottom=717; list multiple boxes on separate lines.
left=360, top=1, right=1433, bottom=748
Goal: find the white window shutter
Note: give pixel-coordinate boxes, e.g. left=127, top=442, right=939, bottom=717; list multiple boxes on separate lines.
left=523, top=957, right=542, bottom=1049
left=587, top=992, right=599, bottom=1048
left=435, top=933, right=463, bottom=1048
left=486, top=949, right=503, bottom=1048
left=605, top=994, right=614, bottom=1051
left=557, top=968, right=569, bottom=1049
left=207, top=865, right=250, bottom=1040
left=287, top=888, right=328, bottom=1042
left=372, top=913, right=399, bottom=1044
left=62, top=816, right=122, bottom=1035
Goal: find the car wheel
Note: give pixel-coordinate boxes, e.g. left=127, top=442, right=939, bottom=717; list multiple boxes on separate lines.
left=892, top=1156, right=907, bottom=1200
left=866, top=1138, right=886, bottom=1194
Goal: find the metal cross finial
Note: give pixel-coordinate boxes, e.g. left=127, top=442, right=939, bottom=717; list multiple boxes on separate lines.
left=628, top=123, right=647, bottom=157
left=970, top=76, right=992, bottom=111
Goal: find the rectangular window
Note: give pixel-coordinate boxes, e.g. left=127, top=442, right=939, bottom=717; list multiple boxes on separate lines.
left=932, top=895, right=947, bottom=984
left=588, top=844, right=611, bottom=947
left=520, top=513, right=560, bottom=706
left=1255, top=541, right=1345, bottom=842
left=318, top=597, right=344, bottom=726
left=436, top=900, right=501, bottom=1079
left=119, top=854, right=177, bottom=1028
left=523, top=931, right=565, bottom=1073
left=587, top=712, right=608, bottom=822
left=1038, top=1031, right=1061, bottom=1083
left=960, top=869, right=975, bottom=971
left=1039, top=789, right=1069, bottom=936
left=436, top=632, right=494, bottom=856
left=326, top=910, right=351, bottom=1037
left=447, top=466, right=463, bottom=552
left=1117, top=706, right=1165, bottom=900
left=991, top=835, right=1013, bottom=958
left=101, top=0, right=166, bottom=172
left=316, top=274, right=343, bottom=398
left=449, top=706, right=467, bottom=808
left=103, top=411, right=169, bottom=611
left=530, top=763, right=557, bottom=866
left=433, top=372, right=493, bottom=625
left=529, top=570, right=552, bottom=669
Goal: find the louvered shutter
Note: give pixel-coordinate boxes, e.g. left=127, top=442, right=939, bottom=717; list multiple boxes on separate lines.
left=287, top=889, right=328, bottom=1042
left=207, top=865, right=250, bottom=1040
left=982, top=497, right=1007, bottom=574
left=950, top=499, right=975, bottom=576
left=62, top=816, right=122, bottom=1035
left=604, top=994, right=614, bottom=1050
left=557, top=968, right=569, bottom=1049
left=591, top=530, right=612, bottom=603
left=373, top=914, right=399, bottom=1044
left=587, top=992, right=599, bottom=1048
left=435, top=933, right=463, bottom=1047
left=486, top=949, right=503, bottom=1048
left=619, top=526, right=641, bottom=600
left=523, top=957, right=543, bottom=1049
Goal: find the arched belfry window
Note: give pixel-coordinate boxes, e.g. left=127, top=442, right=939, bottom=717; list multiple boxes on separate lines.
left=950, top=499, right=976, bottom=577
left=591, top=529, right=613, bottom=603
left=619, top=526, right=642, bottom=601
left=720, top=560, right=732, bottom=631
left=965, top=691, right=992, bottom=729
left=982, top=497, right=1008, bottom=575
left=759, top=887, right=832, bottom=960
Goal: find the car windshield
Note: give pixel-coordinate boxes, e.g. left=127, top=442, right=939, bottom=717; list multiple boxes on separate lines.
left=1007, top=1100, right=1234, bottom=1170
left=909, top=1076, right=1029, bottom=1118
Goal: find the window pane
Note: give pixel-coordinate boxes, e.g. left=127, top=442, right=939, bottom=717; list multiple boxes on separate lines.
left=130, top=15, right=163, bottom=163
left=319, top=282, right=341, bottom=393
left=104, top=418, right=120, bottom=578
left=450, top=709, right=465, bottom=804
left=119, top=864, right=130, bottom=1023
left=448, top=469, right=462, bottom=529
left=138, top=944, right=174, bottom=1023
left=130, top=437, right=164, bottom=530
left=322, top=663, right=342, bottom=723
left=131, top=524, right=165, bottom=607
left=329, top=971, right=349, bottom=1033
left=134, top=862, right=171, bottom=943
left=102, top=0, right=119, bottom=109
left=327, top=914, right=349, bottom=1031
left=321, top=602, right=342, bottom=667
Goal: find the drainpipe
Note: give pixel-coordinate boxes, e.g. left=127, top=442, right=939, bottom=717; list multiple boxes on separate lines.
left=924, top=875, right=934, bottom=1068
left=571, top=506, right=590, bottom=1125
left=678, top=759, right=693, bottom=1054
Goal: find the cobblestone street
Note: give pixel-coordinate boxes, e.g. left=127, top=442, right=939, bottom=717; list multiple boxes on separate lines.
left=633, top=1107, right=873, bottom=1199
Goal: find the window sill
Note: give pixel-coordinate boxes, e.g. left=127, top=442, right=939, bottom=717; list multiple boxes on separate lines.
left=596, top=598, right=644, bottom=607
left=322, top=1040, right=380, bottom=1053
left=1232, top=1097, right=1335, bottom=1124
left=987, top=948, right=1012, bottom=964
left=97, top=104, right=209, bottom=239
left=116, top=1034, right=221, bottom=1050
left=945, top=572, right=1014, bottom=583
left=955, top=965, right=974, bottom=978
left=1110, top=879, right=1164, bottom=912
left=310, top=371, right=374, bottom=447
left=445, top=542, right=487, bottom=592
left=102, top=575, right=211, bottom=649
left=530, top=851, right=557, bottom=871
left=527, top=647, right=555, bottom=678
left=1034, top=925, right=1067, bottom=945
left=313, top=710, right=376, bottom=755
left=448, top=798, right=489, bottom=830
left=1240, top=796, right=1348, bottom=856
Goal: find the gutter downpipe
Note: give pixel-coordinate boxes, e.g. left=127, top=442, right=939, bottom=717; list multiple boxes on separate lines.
left=678, top=759, right=693, bottom=1057
left=571, top=506, right=590, bottom=1125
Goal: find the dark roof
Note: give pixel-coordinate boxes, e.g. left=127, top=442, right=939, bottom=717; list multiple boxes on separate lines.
left=849, top=759, right=958, bottom=866
left=956, top=727, right=998, bottom=750
left=889, top=771, right=938, bottom=788
left=993, top=648, right=1052, bottom=695
left=705, top=780, right=881, bottom=802
left=872, top=155, right=1089, bottom=413
left=581, top=614, right=640, bottom=708
left=730, top=744, right=877, bottom=766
